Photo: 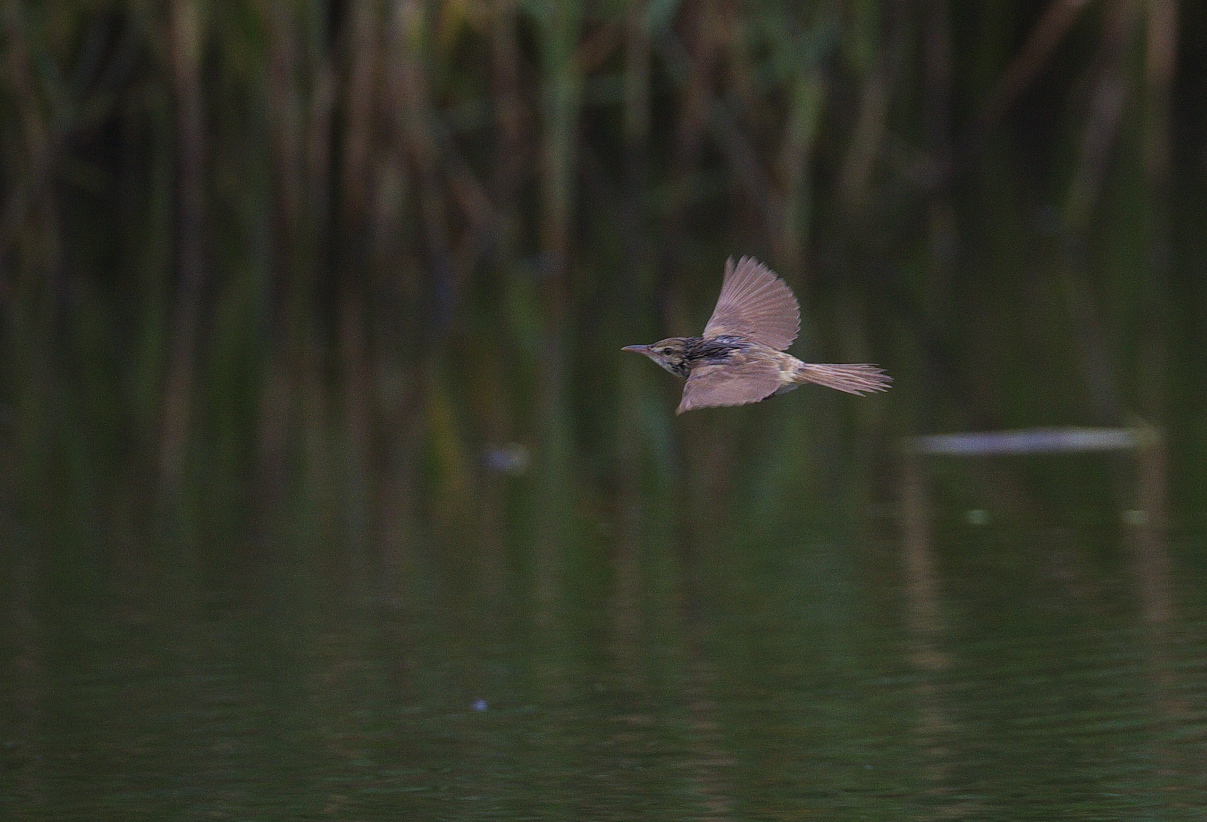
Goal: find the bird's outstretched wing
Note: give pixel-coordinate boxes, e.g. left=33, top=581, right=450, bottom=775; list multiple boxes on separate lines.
left=677, top=359, right=782, bottom=414
left=702, top=257, right=800, bottom=350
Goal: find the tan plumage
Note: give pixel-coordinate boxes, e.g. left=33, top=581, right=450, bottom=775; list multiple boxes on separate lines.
left=623, top=257, right=891, bottom=413
left=704, top=257, right=801, bottom=350
left=679, top=357, right=784, bottom=412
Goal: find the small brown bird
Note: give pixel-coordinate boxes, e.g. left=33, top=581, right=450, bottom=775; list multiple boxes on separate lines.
left=623, top=257, right=891, bottom=414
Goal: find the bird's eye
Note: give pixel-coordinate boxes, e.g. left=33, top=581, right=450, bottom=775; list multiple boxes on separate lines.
left=662, top=347, right=673, bottom=355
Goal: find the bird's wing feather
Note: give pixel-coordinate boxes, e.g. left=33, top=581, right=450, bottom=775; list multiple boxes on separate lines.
left=702, top=257, right=800, bottom=350
left=677, top=359, right=782, bottom=414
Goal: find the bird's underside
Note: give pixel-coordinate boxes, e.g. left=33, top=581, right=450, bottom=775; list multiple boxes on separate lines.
left=677, top=343, right=889, bottom=414
left=623, top=256, right=892, bottom=413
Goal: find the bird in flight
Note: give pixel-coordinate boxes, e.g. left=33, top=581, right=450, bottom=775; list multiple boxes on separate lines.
left=623, top=257, right=891, bottom=414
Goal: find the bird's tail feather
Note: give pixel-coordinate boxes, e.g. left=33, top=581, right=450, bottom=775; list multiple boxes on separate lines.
left=797, top=363, right=892, bottom=395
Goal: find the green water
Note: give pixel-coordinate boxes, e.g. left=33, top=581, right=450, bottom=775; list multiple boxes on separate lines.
left=3, top=437, right=1204, bottom=820
left=5, top=1, right=1207, bottom=816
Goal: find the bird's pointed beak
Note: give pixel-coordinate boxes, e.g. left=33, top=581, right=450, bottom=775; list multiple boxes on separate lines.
left=621, top=344, right=648, bottom=354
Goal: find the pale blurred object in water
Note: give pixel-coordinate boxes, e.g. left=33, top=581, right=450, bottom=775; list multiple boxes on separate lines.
left=911, top=427, right=1142, bottom=456
left=1123, top=509, right=1147, bottom=526
left=481, top=443, right=531, bottom=475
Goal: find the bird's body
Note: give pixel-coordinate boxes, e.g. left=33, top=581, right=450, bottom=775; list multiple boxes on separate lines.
left=624, top=257, right=890, bottom=413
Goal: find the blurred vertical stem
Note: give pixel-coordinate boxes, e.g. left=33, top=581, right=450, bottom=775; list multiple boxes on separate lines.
left=391, top=0, right=462, bottom=533
left=340, top=0, right=381, bottom=233
left=160, top=0, right=207, bottom=496
left=524, top=0, right=584, bottom=475
left=830, top=0, right=905, bottom=381
left=0, top=0, right=47, bottom=290
left=521, top=0, right=584, bottom=688
left=490, top=0, right=526, bottom=257
left=976, top=0, right=1094, bottom=137
left=837, top=0, right=904, bottom=212
left=921, top=0, right=956, bottom=324
left=529, top=0, right=582, bottom=322
left=1062, top=0, right=1138, bottom=233
left=613, top=0, right=652, bottom=687
left=776, top=53, right=826, bottom=279
left=658, top=0, right=718, bottom=285
left=623, top=0, right=650, bottom=275
left=256, top=0, right=308, bottom=508
left=394, top=0, right=453, bottom=329
left=1140, top=0, right=1176, bottom=423
left=1060, top=0, right=1139, bottom=424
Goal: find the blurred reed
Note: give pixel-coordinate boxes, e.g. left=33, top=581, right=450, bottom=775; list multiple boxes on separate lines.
left=0, top=0, right=1191, bottom=547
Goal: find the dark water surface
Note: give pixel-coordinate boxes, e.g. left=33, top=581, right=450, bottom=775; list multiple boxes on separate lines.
left=3, top=451, right=1206, bottom=820
left=7, top=1, right=1207, bottom=816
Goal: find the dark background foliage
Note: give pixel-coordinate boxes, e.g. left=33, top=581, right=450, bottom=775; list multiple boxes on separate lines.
left=0, top=0, right=1202, bottom=543
left=5, top=3, right=1207, bottom=816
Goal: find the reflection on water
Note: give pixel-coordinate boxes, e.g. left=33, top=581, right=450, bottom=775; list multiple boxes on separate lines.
left=2, top=423, right=1206, bottom=820
left=898, top=424, right=1204, bottom=819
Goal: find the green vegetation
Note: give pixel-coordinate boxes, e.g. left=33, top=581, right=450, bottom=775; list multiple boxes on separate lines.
left=3, top=6, right=1205, bottom=815
left=0, top=1, right=1199, bottom=540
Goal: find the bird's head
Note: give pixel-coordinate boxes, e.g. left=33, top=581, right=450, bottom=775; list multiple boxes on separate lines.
left=622, top=338, right=692, bottom=377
